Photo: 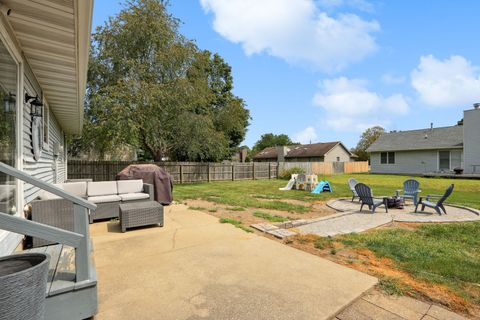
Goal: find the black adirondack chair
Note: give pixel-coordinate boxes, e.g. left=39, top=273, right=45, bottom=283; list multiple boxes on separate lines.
left=415, top=184, right=454, bottom=215
left=354, top=183, right=388, bottom=213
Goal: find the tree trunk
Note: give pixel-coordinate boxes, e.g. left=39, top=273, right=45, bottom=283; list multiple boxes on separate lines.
left=154, top=150, right=163, bottom=162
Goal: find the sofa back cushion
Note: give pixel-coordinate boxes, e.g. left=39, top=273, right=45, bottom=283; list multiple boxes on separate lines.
left=87, top=181, right=118, bottom=197
left=62, top=182, right=87, bottom=198
left=117, top=179, right=143, bottom=194
left=38, top=184, right=63, bottom=200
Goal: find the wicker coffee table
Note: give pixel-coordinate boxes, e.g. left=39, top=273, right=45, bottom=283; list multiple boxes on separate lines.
left=119, top=201, right=164, bottom=232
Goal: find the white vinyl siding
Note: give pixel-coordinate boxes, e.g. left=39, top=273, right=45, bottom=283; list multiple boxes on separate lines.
left=22, top=63, right=67, bottom=204
left=371, top=149, right=463, bottom=174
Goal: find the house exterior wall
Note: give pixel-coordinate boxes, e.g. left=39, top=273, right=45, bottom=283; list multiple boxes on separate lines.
left=463, top=108, right=480, bottom=174
left=324, top=144, right=352, bottom=162
left=370, top=149, right=463, bottom=174
left=22, top=63, right=67, bottom=204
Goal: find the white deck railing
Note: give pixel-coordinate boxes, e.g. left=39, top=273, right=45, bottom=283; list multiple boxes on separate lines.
left=0, top=162, right=97, bottom=282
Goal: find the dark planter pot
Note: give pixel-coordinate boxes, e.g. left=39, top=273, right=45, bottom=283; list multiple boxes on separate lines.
left=454, top=168, right=464, bottom=174
left=0, top=253, right=50, bottom=320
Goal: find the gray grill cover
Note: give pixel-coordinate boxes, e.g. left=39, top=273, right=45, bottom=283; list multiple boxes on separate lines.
left=116, top=164, right=173, bottom=205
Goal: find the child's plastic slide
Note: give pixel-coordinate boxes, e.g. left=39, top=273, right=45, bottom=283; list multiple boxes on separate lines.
left=311, top=180, right=333, bottom=194
left=279, top=178, right=295, bottom=191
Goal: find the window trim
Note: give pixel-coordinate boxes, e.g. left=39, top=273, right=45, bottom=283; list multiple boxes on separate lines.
left=380, top=152, right=395, bottom=164
left=438, top=150, right=451, bottom=171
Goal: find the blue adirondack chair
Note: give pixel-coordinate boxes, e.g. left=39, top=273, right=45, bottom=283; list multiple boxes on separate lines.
left=396, top=179, right=421, bottom=205
left=348, top=178, right=359, bottom=202
left=354, top=183, right=388, bottom=214
left=415, top=184, right=454, bottom=215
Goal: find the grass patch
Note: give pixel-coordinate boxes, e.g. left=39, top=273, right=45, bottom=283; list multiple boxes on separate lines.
left=227, top=207, right=246, bottom=211
left=175, top=174, right=480, bottom=212
left=208, top=208, right=218, bottom=212
left=253, top=211, right=290, bottom=222
left=340, top=222, right=480, bottom=304
left=219, top=218, right=254, bottom=233
left=378, top=277, right=409, bottom=296
left=188, top=206, right=207, bottom=211
left=314, top=236, right=333, bottom=250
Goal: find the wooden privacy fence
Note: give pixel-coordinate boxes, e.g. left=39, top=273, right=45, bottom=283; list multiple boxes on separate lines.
left=67, top=160, right=278, bottom=183
left=278, top=161, right=368, bottom=175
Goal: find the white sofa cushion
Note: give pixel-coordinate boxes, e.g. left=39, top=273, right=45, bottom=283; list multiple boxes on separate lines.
left=117, top=180, right=143, bottom=194
left=0, top=185, right=15, bottom=202
left=119, top=193, right=150, bottom=202
left=87, top=181, right=118, bottom=197
left=87, top=195, right=122, bottom=204
left=38, top=184, right=63, bottom=200
left=62, top=182, right=87, bottom=198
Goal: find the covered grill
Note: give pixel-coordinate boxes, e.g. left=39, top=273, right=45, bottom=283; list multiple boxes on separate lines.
left=117, top=164, right=173, bottom=205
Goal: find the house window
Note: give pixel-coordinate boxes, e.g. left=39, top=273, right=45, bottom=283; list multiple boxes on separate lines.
left=0, top=38, right=18, bottom=215
left=43, top=103, right=49, bottom=146
left=439, top=151, right=450, bottom=171
left=381, top=152, right=395, bottom=164
left=336, top=157, right=340, bottom=162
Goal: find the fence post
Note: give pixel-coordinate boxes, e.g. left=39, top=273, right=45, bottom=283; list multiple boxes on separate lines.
left=179, top=164, right=183, bottom=184
left=232, top=164, right=235, bottom=181
left=207, top=163, right=210, bottom=182
left=268, top=163, right=271, bottom=179
left=252, top=162, right=255, bottom=180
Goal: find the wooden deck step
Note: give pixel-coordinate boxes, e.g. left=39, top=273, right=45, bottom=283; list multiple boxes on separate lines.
left=23, top=243, right=97, bottom=320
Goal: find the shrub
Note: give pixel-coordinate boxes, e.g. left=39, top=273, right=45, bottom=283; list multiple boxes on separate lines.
left=279, top=167, right=305, bottom=180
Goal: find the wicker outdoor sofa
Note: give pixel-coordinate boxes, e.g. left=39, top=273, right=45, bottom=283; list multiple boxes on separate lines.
left=30, top=179, right=154, bottom=247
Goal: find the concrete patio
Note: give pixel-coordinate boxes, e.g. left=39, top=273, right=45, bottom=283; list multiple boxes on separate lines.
left=294, top=199, right=480, bottom=237
left=90, top=204, right=377, bottom=320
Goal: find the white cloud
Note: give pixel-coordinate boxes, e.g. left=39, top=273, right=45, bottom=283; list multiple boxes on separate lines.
left=319, top=0, right=375, bottom=12
left=411, top=55, right=480, bottom=107
left=313, top=77, right=408, bottom=132
left=294, top=126, right=318, bottom=144
left=382, top=74, right=406, bottom=85
left=200, top=0, right=379, bottom=72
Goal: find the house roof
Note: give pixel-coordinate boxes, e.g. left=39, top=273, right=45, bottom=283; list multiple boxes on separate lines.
left=367, top=125, right=464, bottom=152
left=285, top=142, right=344, bottom=158
left=2, top=0, right=93, bottom=134
left=252, top=147, right=279, bottom=159
left=253, top=142, right=351, bottom=160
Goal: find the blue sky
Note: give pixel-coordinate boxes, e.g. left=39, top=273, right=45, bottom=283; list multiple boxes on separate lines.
left=92, top=0, right=480, bottom=149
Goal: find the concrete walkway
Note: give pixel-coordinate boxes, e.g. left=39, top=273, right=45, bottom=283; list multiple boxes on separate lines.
left=337, top=290, right=468, bottom=320
left=90, top=204, right=377, bottom=320
left=295, top=199, right=480, bottom=237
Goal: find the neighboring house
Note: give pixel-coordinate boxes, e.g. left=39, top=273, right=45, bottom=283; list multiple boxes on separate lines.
left=253, top=142, right=355, bottom=163
left=367, top=105, right=480, bottom=175
left=0, top=0, right=93, bottom=254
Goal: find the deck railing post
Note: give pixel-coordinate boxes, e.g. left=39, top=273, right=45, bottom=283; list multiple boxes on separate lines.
left=74, top=204, right=90, bottom=282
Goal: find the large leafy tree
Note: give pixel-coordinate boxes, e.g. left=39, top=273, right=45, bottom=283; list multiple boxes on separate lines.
left=352, top=126, right=385, bottom=161
left=252, top=133, right=296, bottom=155
left=72, top=0, right=249, bottom=162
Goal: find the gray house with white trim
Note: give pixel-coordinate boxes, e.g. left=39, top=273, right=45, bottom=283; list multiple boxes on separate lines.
left=367, top=105, right=480, bottom=175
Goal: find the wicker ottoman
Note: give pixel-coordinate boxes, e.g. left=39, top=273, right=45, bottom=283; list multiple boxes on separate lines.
left=119, top=201, right=164, bottom=232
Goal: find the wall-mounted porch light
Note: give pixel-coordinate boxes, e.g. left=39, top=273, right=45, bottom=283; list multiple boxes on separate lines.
left=25, top=93, right=43, bottom=118
left=3, top=92, right=15, bottom=113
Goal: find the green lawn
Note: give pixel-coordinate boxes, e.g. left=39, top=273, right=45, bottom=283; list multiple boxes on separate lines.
left=174, top=174, right=480, bottom=212
left=340, top=222, right=480, bottom=305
